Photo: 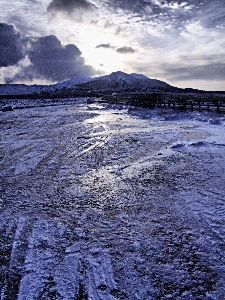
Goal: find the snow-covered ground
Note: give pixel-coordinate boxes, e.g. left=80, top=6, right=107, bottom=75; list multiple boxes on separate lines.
left=0, top=101, right=225, bottom=299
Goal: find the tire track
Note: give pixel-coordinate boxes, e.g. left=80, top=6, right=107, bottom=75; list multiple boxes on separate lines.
left=5, top=217, right=125, bottom=300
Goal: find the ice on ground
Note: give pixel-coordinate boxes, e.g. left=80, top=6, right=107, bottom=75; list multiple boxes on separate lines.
left=0, top=102, right=225, bottom=299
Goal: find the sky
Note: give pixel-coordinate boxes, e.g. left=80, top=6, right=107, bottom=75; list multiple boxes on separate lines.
left=0, top=0, right=225, bottom=90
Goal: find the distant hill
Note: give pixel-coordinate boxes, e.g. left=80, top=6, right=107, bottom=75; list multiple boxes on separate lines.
left=0, top=71, right=203, bottom=97
left=0, top=78, right=93, bottom=96
left=75, top=71, right=175, bottom=93
left=0, top=72, right=176, bottom=95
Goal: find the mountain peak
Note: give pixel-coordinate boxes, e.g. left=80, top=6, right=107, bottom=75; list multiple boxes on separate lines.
left=105, top=72, right=150, bottom=81
left=77, top=71, right=173, bottom=93
left=110, top=71, right=128, bottom=76
left=106, top=71, right=130, bottom=79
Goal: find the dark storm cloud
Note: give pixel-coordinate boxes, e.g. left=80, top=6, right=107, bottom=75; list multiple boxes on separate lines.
left=116, top=46, right=135, bottom=54
left=95, top=43, right=114, bottom=49
left=0, top=23, right=24, bottom=67
left=26, top=35, right=95, bottom=81
left=0, top=24, right=96, bottom=83
left=164, top=62, right=225, bottom=81
left=47, top=0, right=95, bottom=14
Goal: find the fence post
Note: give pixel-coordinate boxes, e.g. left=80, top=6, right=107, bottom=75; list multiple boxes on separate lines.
left=216, top=100, right=220, bottom=113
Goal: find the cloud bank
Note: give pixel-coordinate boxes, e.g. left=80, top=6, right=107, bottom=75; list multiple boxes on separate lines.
left=164, top=63, right=225, bottom=82
left=0, top=23, right=96, bottom=83
left=27, top=35, right=94, bottom=81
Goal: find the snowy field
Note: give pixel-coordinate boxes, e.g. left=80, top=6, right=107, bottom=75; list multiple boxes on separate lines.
left=0, top=101, right=225, bottom=299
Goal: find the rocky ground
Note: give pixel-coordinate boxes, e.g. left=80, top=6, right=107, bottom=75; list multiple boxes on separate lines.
left=0, top=102, right=225, bottom=299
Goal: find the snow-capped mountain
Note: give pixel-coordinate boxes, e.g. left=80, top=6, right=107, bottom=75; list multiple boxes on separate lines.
left=0, top=71, right=175, bottom=96
left=76, top=71, right=174, bottom=93
left=51, top=71, right=172, bottom=92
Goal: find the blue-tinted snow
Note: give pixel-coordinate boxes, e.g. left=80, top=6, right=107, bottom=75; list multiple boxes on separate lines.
left=0, top=102, right=225, bottom=299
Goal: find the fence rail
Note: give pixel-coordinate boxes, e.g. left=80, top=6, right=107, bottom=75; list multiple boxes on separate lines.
left=95, top=94, right=225, bottom=113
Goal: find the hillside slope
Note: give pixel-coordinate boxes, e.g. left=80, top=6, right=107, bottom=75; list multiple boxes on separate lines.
left=0, top=71, right=176, bottom=96
left=76, top=71, right=174, bottom=93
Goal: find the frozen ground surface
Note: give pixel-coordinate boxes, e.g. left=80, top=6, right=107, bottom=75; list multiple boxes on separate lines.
left=0, top=102, right=225, bottom=299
